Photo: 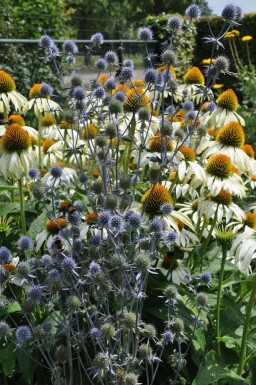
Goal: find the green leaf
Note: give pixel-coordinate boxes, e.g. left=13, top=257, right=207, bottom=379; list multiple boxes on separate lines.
left=220, top=294, right=244, bottom=335
left=0, top=203, right=20, bottom=216
left=192, top=350, right=247, bottom=385
left=0, top=185, right=18, bottom=191
left=16, top=348, right=37, bottom=385
left=28, top=210, right=48, bottom=240
left=0, top=343, right=16, bottom=375
left=7, top=301, right=21, bottom=313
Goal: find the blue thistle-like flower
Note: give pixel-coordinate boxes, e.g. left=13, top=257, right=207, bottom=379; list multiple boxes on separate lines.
left=63, top=40, right=78, bottom=54
left=119, top=67, right=134, bottom=82
left=18, top=236, right=33, bottom=250
left=166, top=105, right=176, bottom=116
left=28, top=168, right=40, bottom=180
left=79, top=172, right=88, bottom=184
left=40, top=83, right=53, bottom=97
left=138, top=27, right=153, bottom=41
left=222, top=4, right=237, bottom=21
left=90, top=327, right=102, bottom=339
left=123, top=59, right=134, bottom=68
left=0, top=247, right=11, bottom=263
left=144, top=68, right=158, bottom=84
left=167, top=16, right=182, bottom=30
left=108, top=215, right=125, bottom=232
left=115, top=90, right=126, bottom=102
left=29, top=285, right=43, bottom=301
left=16, top=326, right=31, bottom=344
left=98, top=211, right=111, bottom=227
left=235, top=6, right=243, bottom=20
left=41, top=254, right=53, bottom=268
left=74, top=200, right=85, bottom=212
left=160, top=203, right=173, bottom=215
left=129, top=212, right=142, bottom=228
left=93, top=86, right=105, bottom=99
left=149, top=218, right=163, bottom=235
left=50, top=165, right=63, bottom=178
left=182, top=101, right=194, bottom=112
left=41, top=321, right=52, bottom=333
left=199, top=271, right=212, bottom=283
left=89, top=235, right=101, bottom=246
left=91, top=32, right=104, bottom=45
left=185, top=4, right=201, bottom=19
left=61, top=257, right=77, bottom=271
left=89, top=261, right=101, bottom=274
left=66, top=54, right=76, bottom=64
left=187, top=110, right=197, bottom=121
left=105, top=51, right=118, bottom=64
left=162, top=330, right=174, bottom=343
left=74, top=100, right=86, bottom=113
left=166, top=231, right=177, bottom=243
left=39, top=35, right=53, bottom=48
left=206, top=101, right=216, bottom=112
left=47, top=268, right=60, bottom=281
left=95, top=58, right=107, bottom=71
left=105, top=77, right=116, bottom=91
left=73, top=86, right=86, bottom=100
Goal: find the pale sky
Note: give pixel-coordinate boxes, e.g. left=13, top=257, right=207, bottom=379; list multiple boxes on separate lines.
left=207, top=0, right=256, bottom=15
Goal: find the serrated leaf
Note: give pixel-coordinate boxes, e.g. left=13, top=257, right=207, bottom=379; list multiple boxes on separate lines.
left=192, top=350, right=246, bottom=385
left=28, top=210, right=48, bottom=240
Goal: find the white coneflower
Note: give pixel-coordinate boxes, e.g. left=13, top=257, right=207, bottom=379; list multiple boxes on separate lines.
left=176, top=145, right=206, bottom=189
left=0, top=70, right=27, bottom=113
left=177, top=67, right=213, bottom=104
left=23, top=83, right=61, bottom=119
left=205, top=153, right=246, bottom=198
left=157, top=251, right=190, bottom=284
left=198, top=121, right=252, bottom=173
left=230, top=226, right=256, bottom=273
left=0, top=123, right=34, bottom=178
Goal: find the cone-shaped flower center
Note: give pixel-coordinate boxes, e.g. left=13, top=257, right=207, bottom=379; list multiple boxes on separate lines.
left=211, top=189, right=232, bottom=205
left=2, top=123, right=30, bottom=153
left=216, top=89, right=238, bottom=111
left=241, top=144, right=255, bottom=158
left=0, top=70, right=16, bottom=93
left=161, top=252, right=179, bottom=270
left=45, top=218, right=67, bottom=234
left=217, top=121, right=245, bottom=147
left=141, top=184, right=172, bottom=215
left=179, top=145, right=195, bottom=161
left=29, top=83, right=43, bottom=100
left=206, top=154, right=233, bottom=179
left=150, top=131, right=173, bottom=152
left=124, top=88, right=149, bottom=113
left=41, top=114, right=55, bottom=127
left=184, top=67, right=205, bottom=85
left=82, top=123, right=98, bottom=139
left=8, top=114, right=25, bottom=126
left=244, top=212, right=256, bottom=229
left=42, top=139, right=55, bottom=153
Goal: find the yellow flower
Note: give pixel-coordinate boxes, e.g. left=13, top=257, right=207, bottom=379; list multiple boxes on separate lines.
left=241, top=144, right=255, bottom=159
left=224, top=32, right=235, bottom=40
left=241, top=36, right=253, bottom=42
left=156, top=64, right=176, bottom=79
left=213, top=84, right=224, bottom=89
left=230, top=29, right=240, bottom=37
left=201, top=58, right=215, bottom=65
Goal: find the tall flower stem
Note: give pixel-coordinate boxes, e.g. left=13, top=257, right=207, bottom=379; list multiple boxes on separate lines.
left=124, top=116, right=136, bottom=174
left=237, top=273, right=256, bottom=377
left=18, top=178, right=26, bottom=234
left=216, top=245, right=228, bottom=357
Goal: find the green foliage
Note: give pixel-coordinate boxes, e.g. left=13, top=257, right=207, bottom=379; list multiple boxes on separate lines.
left=145, top=14, right=197, bottom=78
